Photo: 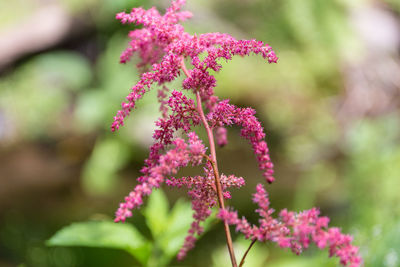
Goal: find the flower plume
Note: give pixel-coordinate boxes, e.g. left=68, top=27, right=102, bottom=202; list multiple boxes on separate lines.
left=111, top=1, right=361, bottom=265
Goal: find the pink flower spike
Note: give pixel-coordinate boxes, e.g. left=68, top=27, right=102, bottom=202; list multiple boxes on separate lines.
left=111, top=0, right=361, bottom=265
left=218, top=184, right=362, bottom=267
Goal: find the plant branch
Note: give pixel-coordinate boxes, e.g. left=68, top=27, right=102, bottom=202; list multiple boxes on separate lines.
left=201, top=153, right=226, bottom=208
left=181, top=57, right=237, bottom=267
left=239, top=239, right=257, bottom=267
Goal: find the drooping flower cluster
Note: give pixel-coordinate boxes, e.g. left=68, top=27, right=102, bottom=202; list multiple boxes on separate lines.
left=167, top=164, right=245, bottom=259
left=115, top=132, right=206, bottom=221
left=218, top=184, right=362, bottom=267
left=112, top=0, right=362, bottom=266
left=111, top=0, right=277, bottom=132
left=207, top=100, right=274, bottom=183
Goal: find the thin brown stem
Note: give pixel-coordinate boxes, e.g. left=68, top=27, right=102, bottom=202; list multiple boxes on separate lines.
left=202, top=153, right=237, bottom=267
left=201, top=154, right=225, bottom=208
left=195, top=91, right=218, bottom=164
left=197, top=93, right=237, bottom=267
left=239, top=239, right=257, bottom=267
left=181, top=57, right=237, bottom=267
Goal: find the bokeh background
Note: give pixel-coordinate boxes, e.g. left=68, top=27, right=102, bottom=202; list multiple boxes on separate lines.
left=0, top=0, right=400, bottom=266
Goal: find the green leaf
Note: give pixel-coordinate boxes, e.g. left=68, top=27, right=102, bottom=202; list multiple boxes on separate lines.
left=46, top=220, right=150, bottom=264
left=158, top=199, right=193, bottom=258
left=157, top=199, right=216, bottom=264
left=143, top=189, right=169, bottom=238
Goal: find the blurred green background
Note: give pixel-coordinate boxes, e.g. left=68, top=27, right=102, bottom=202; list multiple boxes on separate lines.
left=0, top=0, right=399, bottom=266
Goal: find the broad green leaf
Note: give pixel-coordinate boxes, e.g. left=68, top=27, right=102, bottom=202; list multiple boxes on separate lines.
left=143, top=189, right=169, bottom=238
left=46, top=220, right=150, bottom=264
left=157, top=199, right=216, bottom=264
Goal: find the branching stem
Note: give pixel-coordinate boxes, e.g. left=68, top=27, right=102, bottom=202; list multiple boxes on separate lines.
left=181, top=57, right=237, bottom=267
left=239, top=239, right=257, bottom=267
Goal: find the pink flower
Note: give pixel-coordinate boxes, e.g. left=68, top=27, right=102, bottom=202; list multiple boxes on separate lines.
left=115, top=132, right=206, bottom=223
left=215, top=126, right=228, bottom=147
left=111, top=0, right=277, bottom=132
left=207, top=100, right=275, bottom=183
left=218, top=184, right=362, bottom=266
left=111, top=0, right=361, bottom=265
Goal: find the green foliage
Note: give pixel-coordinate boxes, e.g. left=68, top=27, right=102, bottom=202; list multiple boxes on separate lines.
left=0, top=51, right=91, bottom=139
left=33, top=52, right=92, bottom=91
left=212, top=237, right=269, bottom=267
left=344, top=114, right=400, bottom=266
left=271, top=255, right=337, bottom=267
left=385, top=0, right=400, bottom=12
left=73, top=33, right=140, bottom=133
left=1, top=0, right=399, bottom=266
left=82, top=137, right=131, bottom=195
left=47, top=221, right=151, bottom=265
left=47, top=189, right=212, bottom=266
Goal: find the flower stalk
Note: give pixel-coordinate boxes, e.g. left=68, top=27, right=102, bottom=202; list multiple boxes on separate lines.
left=182, top=55, right=237, bottom=266
left=239, top=239, right=257, bottom=267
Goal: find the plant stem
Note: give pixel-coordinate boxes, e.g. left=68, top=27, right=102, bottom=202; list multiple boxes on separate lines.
left=181, top=58, right=237, bottom=267
left=239, top=239, right=257, bottom=267
left=198, top=101, right=237, bottom=267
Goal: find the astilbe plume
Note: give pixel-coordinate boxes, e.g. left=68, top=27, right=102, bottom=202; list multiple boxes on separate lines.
left=111, top=1, right=362, bottom=266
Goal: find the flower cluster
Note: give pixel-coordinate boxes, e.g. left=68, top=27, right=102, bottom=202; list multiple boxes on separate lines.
left=115, top=132, right=206, bottom=222
left=167, top=165, right=245, bottom=259
left=218, top=184, right=362, bottom=267
left=207, top=100, right=274, bottom=183
left=111, top=0, right=277, bottom=132
left=112, top=0, right=362, bottom=266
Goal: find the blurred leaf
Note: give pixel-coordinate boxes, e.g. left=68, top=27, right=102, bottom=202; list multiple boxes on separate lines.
left=0, top=51, right=91, bottom=140
left=74, top=90, right=111, bottom=132
left=82, top=137, right=131, bottom=195
left=158, top=199, right=192, bottom=258
left=47, top=221, right=151, bottom=264
left=143, top=189, right=170, bottom=238
left=73, top=33, right=139, bottom=133
left=212, top=237, right=269, bottom=267
left=366, top=221, right=400, bottom=267
left=97, top=33, right=138, bottom=92
left=143, top=189, right=215, bottom=265
left=271, top=256, right=337, bottom=267
left=33, top=51, right=92, bottom=91
left=344, top=114, right=400, bottom=265
left=385, top=0, right=400, bottom=12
